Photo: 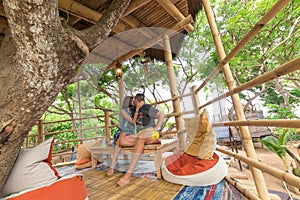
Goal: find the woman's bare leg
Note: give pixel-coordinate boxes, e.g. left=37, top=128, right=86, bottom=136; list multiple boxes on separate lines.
left=107, top=139, right=121, bottom=176
left=108, top=133, right=137, bottom=176
left=117, top=137, right=146, bottom=187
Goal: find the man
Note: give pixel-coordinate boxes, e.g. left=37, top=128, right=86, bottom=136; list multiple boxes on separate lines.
left=117, top=93, right=165, bottom=187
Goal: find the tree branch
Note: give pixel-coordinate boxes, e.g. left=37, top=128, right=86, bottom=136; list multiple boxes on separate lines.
left=78, top=0, right=132, bottom=50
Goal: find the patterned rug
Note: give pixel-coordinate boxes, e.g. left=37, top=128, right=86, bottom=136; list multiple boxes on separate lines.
left=95, top=159, right=157, bottom=179
left=55, top=165, right=91, bottom=177
left=174, top=180, right=245, bottom=200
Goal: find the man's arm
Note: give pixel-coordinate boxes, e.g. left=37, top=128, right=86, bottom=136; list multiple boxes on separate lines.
left=154, top=111, right=165, bottom=131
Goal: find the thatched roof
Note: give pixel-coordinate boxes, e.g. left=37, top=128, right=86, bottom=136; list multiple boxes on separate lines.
left=0, top=0, right=202, bottom=65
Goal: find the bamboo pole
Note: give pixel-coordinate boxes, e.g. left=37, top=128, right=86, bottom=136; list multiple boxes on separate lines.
left=37, top=119, right=44, bottom=145
left=57, top=0, right=124, bottom=33
left=190, top=85, right=200, bottom=115
left=202, top=0, right=270, bottom=199
left=196, top=0, right=291, bottom=94
left=156, top=0, right=194, bottom=32
left=77, top=81, right=83, bottom=140
left=213, top=119, right=300, bottom=128
left=200, top=57, right=300, bottom=109
left=122, top=0, right=152, bottom=17
left=118, top=76, right=124, bottom=109
left=104, top=111, right=112, bottom=141
left=217, top=147, right=300, bottom=189
left=163, top=34, right=185, bottom=150
left=42, top=115, right=106, bottom=124
left=225, top=176, right=260, bottom=200
left=151, top=93, right=190, bottom=106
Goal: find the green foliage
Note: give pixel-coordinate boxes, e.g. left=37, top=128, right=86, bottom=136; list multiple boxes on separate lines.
left=45, top=122, right=78, bottom=152
left=260, top=128, right=294, bottom=170
left=265, top=104, right=296, bottom=119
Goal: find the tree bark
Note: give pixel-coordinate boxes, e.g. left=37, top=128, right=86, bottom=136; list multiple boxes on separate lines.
left=0, top=0, right=131, bottom=191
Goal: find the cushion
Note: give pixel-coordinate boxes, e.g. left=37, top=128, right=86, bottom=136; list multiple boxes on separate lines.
left=2, top=138, right=60, bottom=196
left=165, top=152, right=219, bottom=175
left=184, top=109, right=216, bottom=159
left=75, top=139, right=103, bottom=169
left=5, top=174, right=88, bottom=200
left=162, top=152, right=228, bottom=186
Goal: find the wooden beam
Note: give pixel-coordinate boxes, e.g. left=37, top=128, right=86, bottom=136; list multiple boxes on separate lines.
left=58, top=0, right=125, bottom=33
left=156, top=0, right=194, bottom=32
left=103, top=15, right=193, bottom=71
left=122, top=0, right=152, bottom=17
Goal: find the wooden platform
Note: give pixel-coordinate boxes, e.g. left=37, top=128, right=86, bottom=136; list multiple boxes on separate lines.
left=90, top=139, right=179, bottom=179
left=81, top=170, right=184, bottom=200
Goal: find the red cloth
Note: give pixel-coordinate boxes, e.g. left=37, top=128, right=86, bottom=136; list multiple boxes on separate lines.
left=7, top=176, right=87, bottom=200
left=165, top=152, right=219, bottom=176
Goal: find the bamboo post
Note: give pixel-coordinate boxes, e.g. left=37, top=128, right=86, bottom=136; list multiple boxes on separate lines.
left=190, top=85, right=200, bottom=115
left=104, top=111, right=111, bottom=142
left=202, top=0, right=270, bottom=199
left=163, top=34, right=185, bottom=150
left=77, top=81, right=83, bottom=140
left=37, top=119, right=44, bottom=145
left=118, top=76, right=124, bottom=109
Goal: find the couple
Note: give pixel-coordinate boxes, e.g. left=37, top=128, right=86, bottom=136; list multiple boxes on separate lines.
left=107, top=93, right=164, bottom=187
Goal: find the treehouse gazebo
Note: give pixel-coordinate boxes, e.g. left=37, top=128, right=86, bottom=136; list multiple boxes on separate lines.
left=0, top=0, right=299, bottom=200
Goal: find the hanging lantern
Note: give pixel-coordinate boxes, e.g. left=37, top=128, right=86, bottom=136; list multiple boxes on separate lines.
left=115, top=62, right=123, bottom=78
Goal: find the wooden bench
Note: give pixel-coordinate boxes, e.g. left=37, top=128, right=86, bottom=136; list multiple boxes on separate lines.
left=90, top=139, right=179, bottom=179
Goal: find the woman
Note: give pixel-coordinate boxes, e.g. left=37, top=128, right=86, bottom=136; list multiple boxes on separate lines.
left=107, top=96, right=141, bottom=175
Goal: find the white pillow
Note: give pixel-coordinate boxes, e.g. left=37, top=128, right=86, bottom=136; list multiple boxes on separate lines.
left=1, top=138, right=60, bottom=196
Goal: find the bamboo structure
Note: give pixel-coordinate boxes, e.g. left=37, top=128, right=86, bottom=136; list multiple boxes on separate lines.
left=156, top=0, right=194, bottom=32
left=37, top=119, right=44, bottom=145
left=225, top=175, right=260, bottom=200
left=202, top=0, right=269, bottom=199
left=190, top=85, right=201, bottom=115
left=163, top=34, right=185, bottom=150
left=104, top=111, right=112, bottom=141
left=104, top=15, right=194, bottom=71
left=77, top=81, right=83, bottom=140
left=213, top=119, right=300, bottom=128
left=117, top=76, right=124, bottom=109
left=200, top=57, right=300, bottom=109
left=218, top=147, right=300, bottom=189
left=196, top=0, right=291, bottom=94
left=13, top=0, right=300, bottom=198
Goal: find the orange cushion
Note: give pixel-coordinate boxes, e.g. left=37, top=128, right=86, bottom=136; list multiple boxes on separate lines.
left=7, top=175, right=87, bottom=200
left=165, top=152, right=219, bottom=176
left=75, top=158, right=91, bottom=166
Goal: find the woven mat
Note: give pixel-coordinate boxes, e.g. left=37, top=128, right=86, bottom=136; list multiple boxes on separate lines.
left=82, top=170, right=184, bottom=200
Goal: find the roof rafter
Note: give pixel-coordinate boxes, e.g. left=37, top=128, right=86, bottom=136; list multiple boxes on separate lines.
left=156, top=0, right=194, bottom=32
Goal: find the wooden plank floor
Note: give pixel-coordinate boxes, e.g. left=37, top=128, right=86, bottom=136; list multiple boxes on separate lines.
left=81, top=169, right=184, bottom=200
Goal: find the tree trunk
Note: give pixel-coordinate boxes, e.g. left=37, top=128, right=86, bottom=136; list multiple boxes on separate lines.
left=0, top=0, right=131, bottom=191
